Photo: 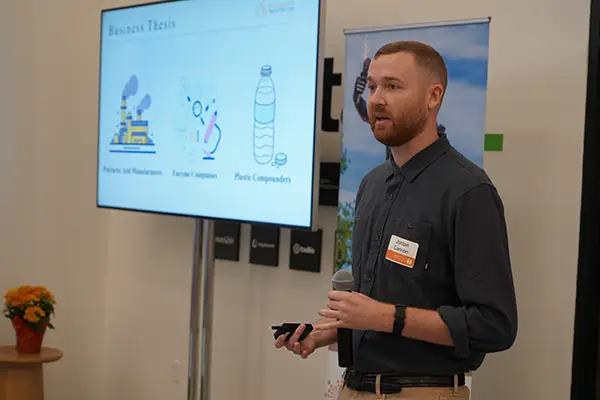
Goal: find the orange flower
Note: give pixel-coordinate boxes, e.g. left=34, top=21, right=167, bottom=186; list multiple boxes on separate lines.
left=4, top=285, right=56, bottom=330
left=15, top=285, right=37, bottom=304
left=4, top=288, right=20, bottom=307
left=23, top=306, right=45, bottom=323
left=31, top=286, right=54, bottom=303
left=4, top=285, right=56, bottom=309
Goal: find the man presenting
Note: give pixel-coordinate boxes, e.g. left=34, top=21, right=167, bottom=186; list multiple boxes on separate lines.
left=275, top=41, right=517, bottom=399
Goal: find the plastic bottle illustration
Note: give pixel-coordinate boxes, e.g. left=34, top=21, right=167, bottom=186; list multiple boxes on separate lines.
left=253, top=65, right=276, bottom=165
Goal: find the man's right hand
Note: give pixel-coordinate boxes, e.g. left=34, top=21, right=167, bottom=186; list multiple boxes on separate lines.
left=274, top=323, right=318, bottom=359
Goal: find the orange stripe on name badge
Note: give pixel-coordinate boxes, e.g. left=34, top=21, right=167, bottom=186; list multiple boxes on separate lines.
left=385, top=250, right=415, bottom=268
left=385, top=234, right=419, bottom=268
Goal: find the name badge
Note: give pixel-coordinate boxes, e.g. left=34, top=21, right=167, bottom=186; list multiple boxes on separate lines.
left=385, top=234, right=419, bottom=268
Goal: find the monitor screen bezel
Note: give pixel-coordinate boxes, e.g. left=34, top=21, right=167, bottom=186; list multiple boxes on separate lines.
left=96, top=0, right=325, bottom=230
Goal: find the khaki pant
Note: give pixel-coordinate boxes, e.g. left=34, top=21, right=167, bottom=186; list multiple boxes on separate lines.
left=338, top=376, right=470, bottom=400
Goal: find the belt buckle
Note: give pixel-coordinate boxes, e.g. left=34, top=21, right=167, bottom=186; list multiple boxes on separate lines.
left=346, top=370, right=364, bottom=391
left=345, top=369, right=359, bottom=380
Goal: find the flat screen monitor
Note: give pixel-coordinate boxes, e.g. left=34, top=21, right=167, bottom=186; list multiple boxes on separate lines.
left=97, top=0, right=324, bottom=229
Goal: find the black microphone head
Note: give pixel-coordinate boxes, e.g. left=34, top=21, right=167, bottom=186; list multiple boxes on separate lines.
left=332, top=269, right=354, bottom=291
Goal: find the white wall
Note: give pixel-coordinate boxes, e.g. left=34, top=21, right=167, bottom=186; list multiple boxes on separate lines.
left=0, top=2, right=110, bottom=400
left=0, top=0, right=591, bottom=400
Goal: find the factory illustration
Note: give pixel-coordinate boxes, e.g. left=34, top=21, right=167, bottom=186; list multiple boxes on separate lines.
left=110, top=75, right=155, bottom=154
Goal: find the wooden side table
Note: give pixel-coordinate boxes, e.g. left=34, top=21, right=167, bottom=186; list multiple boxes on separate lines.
left=0, top=346, right=63, bottom=400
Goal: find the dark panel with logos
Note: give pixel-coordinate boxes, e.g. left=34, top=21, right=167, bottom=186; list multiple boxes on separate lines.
left=249, top=225, right=280, bottom=267
left=289, top=229, right=322, bottom=273
left=214, top=221, right=241, bottom=261
left=319, top=162, right=340, bottom=207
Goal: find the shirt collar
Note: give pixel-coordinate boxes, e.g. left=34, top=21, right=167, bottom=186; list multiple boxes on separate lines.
left=385, top=133, right=451, bottom=183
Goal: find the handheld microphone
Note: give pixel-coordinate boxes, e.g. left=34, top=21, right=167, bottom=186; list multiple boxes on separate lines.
left=332, top=269, right=354, bottom=368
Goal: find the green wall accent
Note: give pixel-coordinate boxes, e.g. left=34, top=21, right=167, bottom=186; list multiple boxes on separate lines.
left=484, top=134, right=504, bottom=152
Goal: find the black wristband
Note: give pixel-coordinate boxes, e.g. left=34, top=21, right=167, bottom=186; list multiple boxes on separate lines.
left=393, top=304, right=407, bottom=334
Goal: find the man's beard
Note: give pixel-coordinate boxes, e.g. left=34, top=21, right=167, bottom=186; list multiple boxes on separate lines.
left=369, top=106, right=428, bottom=147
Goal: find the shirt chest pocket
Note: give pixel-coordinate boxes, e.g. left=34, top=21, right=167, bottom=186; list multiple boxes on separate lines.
left=383, top=219, right=432, bottom=280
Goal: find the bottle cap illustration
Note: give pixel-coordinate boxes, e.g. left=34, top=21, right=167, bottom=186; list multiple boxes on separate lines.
left=273, top=153, right=287, bottom=167
left=261, top=65, right=272, bottom=77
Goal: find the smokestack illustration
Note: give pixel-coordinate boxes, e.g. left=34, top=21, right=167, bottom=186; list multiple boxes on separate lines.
left=119, top=75, right=139, bottom=143
left=136, top=94, right=152, bottom=120
left=122, top=75, right=139, bottom=99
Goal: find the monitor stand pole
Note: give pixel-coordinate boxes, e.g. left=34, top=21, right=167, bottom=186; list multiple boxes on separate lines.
left=188, top=219, right=215, bottom=400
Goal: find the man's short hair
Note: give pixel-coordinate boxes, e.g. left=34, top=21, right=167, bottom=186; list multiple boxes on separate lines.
left=374, top=41, right=448, bottom=93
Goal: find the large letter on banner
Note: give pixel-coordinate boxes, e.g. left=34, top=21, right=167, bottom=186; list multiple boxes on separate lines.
left=328, top=18, right=490, bottom=399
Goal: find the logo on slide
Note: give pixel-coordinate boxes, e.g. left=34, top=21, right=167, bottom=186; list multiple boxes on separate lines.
left=255, top=0, right=295, bottom=17
left=110, top=75, right=155, bottom=154
left=253, top=65, right=287, bottom=168
left=184, top=96, right=222, bottom=160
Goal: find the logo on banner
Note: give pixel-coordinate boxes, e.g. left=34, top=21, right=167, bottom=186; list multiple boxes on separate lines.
left=292, top=243, right=316, bottom=255
left=252, top=239, right=275, bottom=249
left=215, top=236, right=235, bottom=245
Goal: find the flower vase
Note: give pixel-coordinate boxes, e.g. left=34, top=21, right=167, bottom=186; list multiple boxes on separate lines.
left=11, top=316, right=47, bottom=354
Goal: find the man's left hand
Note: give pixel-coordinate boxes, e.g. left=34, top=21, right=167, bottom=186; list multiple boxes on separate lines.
left=317, top=291, right=395, bottom=333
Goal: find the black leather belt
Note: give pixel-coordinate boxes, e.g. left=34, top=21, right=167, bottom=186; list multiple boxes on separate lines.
left=344, top=370, right=465, bottom=394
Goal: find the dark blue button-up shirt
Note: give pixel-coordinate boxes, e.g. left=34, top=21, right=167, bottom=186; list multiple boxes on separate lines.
left=351, top=134, right=517, bottom=375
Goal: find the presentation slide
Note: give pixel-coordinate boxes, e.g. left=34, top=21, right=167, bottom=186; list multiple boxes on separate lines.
left=97, top=0, right=321, bottom=228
